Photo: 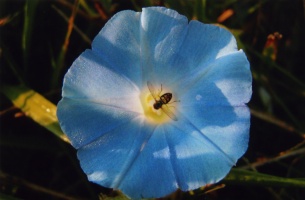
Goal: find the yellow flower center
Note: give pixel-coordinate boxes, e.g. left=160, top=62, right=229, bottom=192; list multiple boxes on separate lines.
left=140, top=89, right=174, bottom=124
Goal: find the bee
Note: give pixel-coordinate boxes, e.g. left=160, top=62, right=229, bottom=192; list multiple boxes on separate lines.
left=147, top=81, right=178, bottom=121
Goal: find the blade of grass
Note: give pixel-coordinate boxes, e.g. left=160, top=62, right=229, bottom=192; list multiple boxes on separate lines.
left=194, top=0, right=207, bottom=22
left=0, top=171, right=81, bottom=200
left=248, top=45, right=305, bottom=89
left=56, top=0, right=99, bottom=20
left=52, top=0, right=80, bottom=89
left=250, top=109, right=305, bottom=138
left=22, top=0, right=39, bottom=78
left=94, top=1, right=109, bottom=20
left=51, top=5, right=91, bottom=45
left=2, top=44, right=25, bottom=85
left=224, top=168, right=305, bottom=188
left=1, top=85, right=69, bottom=143
left=240, top=147, right=305, bottom=170
left=79, top=0, right=99, bottom=16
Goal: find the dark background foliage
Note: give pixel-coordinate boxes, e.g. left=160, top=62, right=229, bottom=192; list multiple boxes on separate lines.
left=1, top=0, right=305, bottom=199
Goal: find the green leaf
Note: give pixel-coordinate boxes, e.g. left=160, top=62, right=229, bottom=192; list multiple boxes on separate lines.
left=224, top=168, right=305, bottom=188
left=1, top=85, right=69, bottom=143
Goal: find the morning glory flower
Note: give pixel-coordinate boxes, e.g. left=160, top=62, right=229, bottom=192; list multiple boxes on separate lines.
left=57, top=7, right=252, bottom=199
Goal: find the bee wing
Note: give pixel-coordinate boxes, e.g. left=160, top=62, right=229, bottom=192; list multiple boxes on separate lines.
left=161, top=105, right=178, bottom=121
left=147, top=81, right=158, bottom=100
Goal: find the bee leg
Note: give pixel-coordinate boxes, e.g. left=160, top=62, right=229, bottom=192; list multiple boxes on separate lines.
left=168, top=100, right=180, bottom=104
left=157, top=84, right=163, bottom=96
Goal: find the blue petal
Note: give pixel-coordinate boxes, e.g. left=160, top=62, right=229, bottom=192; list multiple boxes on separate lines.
left=166, top=21, right=239, bottom=87
left=78, top=119, right=177, bottom=199
left=174, top=51, right=251, bottom=159
left=174, top=104, right=250, bottom=166
left=139, top=7, right=188, bottom=85
left=77, top=117, right=156, bottom=190
left=150, top=51, right=252, bottom=191
left=177, top=51, right=252, bottom=106
left=57, top=98, right=140, bottom=149
left=164, top=121, right=239, bottom=191
left=61, top=50, right=142, bottom=113
left=157, top=51, right=252, bottom=190
left=91, top=10, right=142, bottom=86
left=118, top=125, right=177, bottom=199
left=170, top=21, right=238, bottom=75
left=91, top=7, right=190, bottom=88
left=199, top=106, right=250, bottom=161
